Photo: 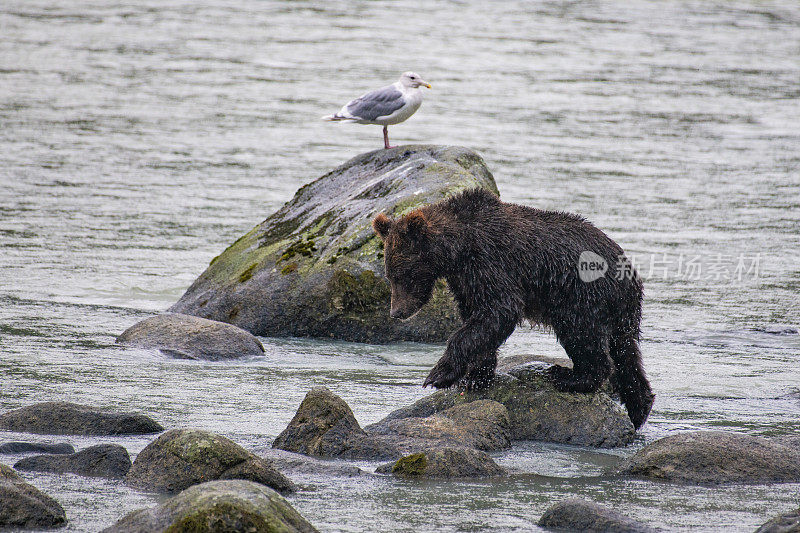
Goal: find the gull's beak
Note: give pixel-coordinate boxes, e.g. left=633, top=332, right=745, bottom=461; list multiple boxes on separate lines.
left=420, top=80, right=432, bottom=89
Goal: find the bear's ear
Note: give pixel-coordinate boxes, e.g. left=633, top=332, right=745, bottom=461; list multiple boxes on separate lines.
left=372, top=213, right=393, bottom=240
left=403, top=211, right=428, bottom=241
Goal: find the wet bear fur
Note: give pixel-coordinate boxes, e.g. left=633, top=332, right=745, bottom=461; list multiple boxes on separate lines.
left=372, top=187, right=654, bottom=429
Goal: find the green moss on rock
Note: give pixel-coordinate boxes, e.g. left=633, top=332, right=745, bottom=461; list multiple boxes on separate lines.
left=281, top=262, right=298, bottom=275
left=238, top=263, right=258, bottom=283
left=392, top=453, right=428, bottom=476
left=164, top=502, right=271, bottom=533
left=327, top=270, right=390, bottom=316
left=278, top=237, right=317, bottom=263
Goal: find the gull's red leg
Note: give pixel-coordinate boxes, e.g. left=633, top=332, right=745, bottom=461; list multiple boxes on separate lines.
left=383, top=126, right=394, bottom=149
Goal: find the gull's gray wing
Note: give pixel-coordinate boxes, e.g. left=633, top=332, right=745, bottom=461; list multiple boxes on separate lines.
left=345, top=85, right=405, bottom=121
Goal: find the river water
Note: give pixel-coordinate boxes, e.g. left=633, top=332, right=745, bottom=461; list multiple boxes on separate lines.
left=1, top=1, right=799, bottom=531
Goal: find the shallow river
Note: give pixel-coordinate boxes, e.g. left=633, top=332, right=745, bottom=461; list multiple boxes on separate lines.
left=1, top=1, right=799, bottom=531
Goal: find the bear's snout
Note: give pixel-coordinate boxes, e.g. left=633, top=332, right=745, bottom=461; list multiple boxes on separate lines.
left=389, top=303, right=414, bottom=320
left=389, top=291, right=421, bottom=320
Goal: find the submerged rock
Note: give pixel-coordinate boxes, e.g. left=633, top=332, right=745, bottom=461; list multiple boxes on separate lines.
left=0, top=463, right=66, bottom=529
left=116, top=313, right=265, bottom=360
left=260, top=449, right=363, bottom=478
left=538, top=498, right=655, bottom=533
left=170, top=145, right=499, bottom=343
left=14, top=444, right=131, bottom=479
left=0, top=442, right=75, bottom=455
left=376, top=448, right=506, bottom=479
left=126, top=429, right=296, bottom=494
left=102, top=479, right=317, bottom=533
left=272, top=388, right=511, bottom=461
left=755, top=507, right=800, bottom=533
left=0, top=402, right=163, bottom=436
left=378, top=363, right=634, bottom=448
left=620, top=431, right=800, bottom=484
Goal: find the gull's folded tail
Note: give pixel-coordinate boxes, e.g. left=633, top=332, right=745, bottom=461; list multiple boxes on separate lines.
left=322, top=113, right=352, bottom=121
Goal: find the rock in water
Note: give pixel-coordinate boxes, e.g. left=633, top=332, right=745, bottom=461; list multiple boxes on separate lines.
left=0, top=464, right=19, bottom=480
left=375, top=363, right=635, bottom=448
left=0, top=463, right=66, bottom=529
left=620, top=431, right=800, bottom=484
left=169, top=145, right=498, bottom=343
left=126, top=429, right=296, bottom=494
left=538, top=499, right=655, bottom=533
left=14, top=444, right=131, bottom=479
left=755, top=507, right=800, bottom=533
left=376, top=448, right=506, bottom=479
left=116, top=313, right=265, bottom=360
left=0, top=402, right=163, bottom=436
left=0, top=442, right=75, bottom=455
left=272, top=387, right=511, bottom=461
left=102, top=480, right=317, bottom=533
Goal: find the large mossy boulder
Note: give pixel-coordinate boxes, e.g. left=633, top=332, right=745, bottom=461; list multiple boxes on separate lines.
left=375, top=362, right=635, bottom=448
left=169, top=145, right=498, bottom=343
left=116, top=313, right=265, bottom=360
left=0, top=402, right=163, bottom=436
left=103, top=480, right=317, bottom=533
left=619, top=431, right=800, bottom=484
left=126, top=429, right=296, bottom=494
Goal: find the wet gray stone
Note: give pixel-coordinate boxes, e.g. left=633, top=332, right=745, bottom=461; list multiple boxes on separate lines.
left=620, top=431, right=800, bottom=484
left=116, top=313, right=265, bottom=360
left=14, top=444, right=131, bottom=479
left=538, top=498, right=656, bottom=532
left=755, top=507, right=800, bottom=533
left=0, top=463, right=66, bottom=529
left=0, top=402, right=163, bottom=436
left=0, top=442, right=75, bottom=455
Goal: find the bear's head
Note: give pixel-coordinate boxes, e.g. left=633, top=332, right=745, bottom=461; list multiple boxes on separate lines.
left=372, top=210, right=438, bottom=320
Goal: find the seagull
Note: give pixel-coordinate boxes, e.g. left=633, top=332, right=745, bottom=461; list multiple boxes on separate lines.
left=323, top=71, right=431, bottom=149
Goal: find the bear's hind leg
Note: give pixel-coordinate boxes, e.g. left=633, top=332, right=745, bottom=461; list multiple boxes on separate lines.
left=547, top=335, right=611, bottom=393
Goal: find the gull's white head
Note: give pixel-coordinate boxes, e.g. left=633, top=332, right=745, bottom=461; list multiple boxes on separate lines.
left=399, top=71, right=431, bottom=89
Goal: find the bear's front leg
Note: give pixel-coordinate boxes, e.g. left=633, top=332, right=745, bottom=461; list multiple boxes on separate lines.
left=423, top=312, right=516, bottom=389
left=423, top=355, right=462, bottom=389
left=459, top=350, right=498, bottom=391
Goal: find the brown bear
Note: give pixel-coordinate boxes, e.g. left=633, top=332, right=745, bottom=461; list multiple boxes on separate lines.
left=372, top=187, right=654, bottom=429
